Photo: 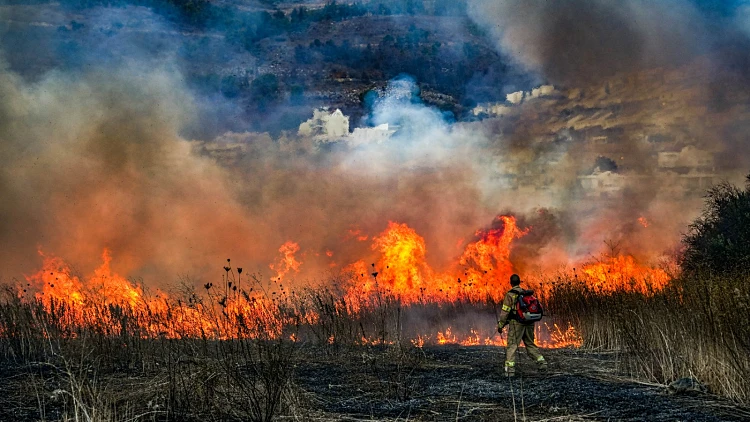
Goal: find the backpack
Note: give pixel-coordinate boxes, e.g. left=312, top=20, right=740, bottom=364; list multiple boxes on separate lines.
left=513, top=291, right=544, bottom=323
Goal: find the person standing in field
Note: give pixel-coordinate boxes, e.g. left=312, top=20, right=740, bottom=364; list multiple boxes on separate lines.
left=497, top=273, right=548, bottom=377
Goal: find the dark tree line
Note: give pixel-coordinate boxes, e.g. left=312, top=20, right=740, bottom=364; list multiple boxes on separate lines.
left=297, top=28, right=510, bottom=101
left=682, top=174, right=750, bottom=276
left=56, top=0, right=469, bottom=31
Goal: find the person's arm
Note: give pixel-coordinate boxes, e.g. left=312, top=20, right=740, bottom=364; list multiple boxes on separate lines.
left=497, top=292, right=515, bottom=332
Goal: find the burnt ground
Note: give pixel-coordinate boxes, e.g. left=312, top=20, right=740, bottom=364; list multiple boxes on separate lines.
left=1, top=345, right=749, bottom=421
left=294, top=346, right=750, bottom=421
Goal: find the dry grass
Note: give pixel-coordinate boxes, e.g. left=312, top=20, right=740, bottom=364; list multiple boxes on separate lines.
left=546, top=272, right=750, bottom=403
left=2, top=265, right=748, bottom=420
left=0, top=276, right=470, bottom=420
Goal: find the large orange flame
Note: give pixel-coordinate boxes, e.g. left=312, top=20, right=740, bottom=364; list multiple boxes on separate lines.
left=15, top=214, right=670, bottom=347
left=27, top=248, right=142, bottom=309
left=358, top=215, right=527, bottom=303
left=579, top=254, right=669, bottom=293
left=372, top=221, right=428, bottom=300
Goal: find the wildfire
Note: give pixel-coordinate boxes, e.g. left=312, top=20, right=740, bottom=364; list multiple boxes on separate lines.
left=269, top=241, right=302, bottom=281
left=14, top=214, right=667, bottom=348
left=346, top=228, right=369, bottom=242
left=579, top=254, right=669, bottom=292
left=372, top=221, right=428, bottom=301
left=437, top=327, right=458, bottom=345
left=362, top=215, right=526, bottom=303
left=27, top=248, right=142, bottom=309
left=414, top=322, right=582, bottom=348
left=457, top=215, right=528, bottom=301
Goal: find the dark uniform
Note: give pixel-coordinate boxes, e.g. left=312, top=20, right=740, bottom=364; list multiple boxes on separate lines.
left=497, top=285, right=547, bottom=375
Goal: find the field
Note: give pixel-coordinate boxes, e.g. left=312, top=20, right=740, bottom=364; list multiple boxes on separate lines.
left=1, top=264, right=749, bottom=421
left=1, top=343, right=748, bottom=421
left=4, top=1, right=750, bottom=420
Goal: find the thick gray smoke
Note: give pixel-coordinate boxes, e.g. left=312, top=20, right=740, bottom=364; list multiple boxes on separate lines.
left=466, top=0, right=707, bottom=86
left=462, top=0, right=750, bottom=261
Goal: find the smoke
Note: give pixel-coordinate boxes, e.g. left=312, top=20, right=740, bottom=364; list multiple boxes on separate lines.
left=0, top=56, right=696, bottom=284
left=460, top=0, right=750, bottom=261
left=0, top=57, right=495, bottom=284
left=0, top=5, right=292, bottom=283
left=466, top=0, right=709, bottom=86
left=0, top=60, right=272, bottom=281
left=4, top=1, right=750, bottom=289
left=222, top=76, right=502, bottom=276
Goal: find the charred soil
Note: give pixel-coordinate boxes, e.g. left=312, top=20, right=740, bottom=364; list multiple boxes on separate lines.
left=1, top=345, right=748, bottom=421
left=294, top=346, right=750, bottom=421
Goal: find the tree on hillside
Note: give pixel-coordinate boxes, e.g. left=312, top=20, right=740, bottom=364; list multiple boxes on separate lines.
left=250, top=73, right=280, bottom=111
left=681, top=174, right=750, bottom=275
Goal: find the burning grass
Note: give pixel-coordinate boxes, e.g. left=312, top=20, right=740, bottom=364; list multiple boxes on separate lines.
left=0, top=270, right=580, bottom=420
left=2, top=212, right=748, bottom=419
left=1, top=254, right=749, bottom=419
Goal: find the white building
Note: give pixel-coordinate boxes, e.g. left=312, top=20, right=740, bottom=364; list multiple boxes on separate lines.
left=349, top=123, right=396, bottom=146
left=298, top=108, right=350, bottom=141
left=474, top=85, right=556, bottom=116
left=657, top=146, right=714, bottom=170
left=578, top=171, right=626, bottom=197
left=472, top=103, right=514, bottom=117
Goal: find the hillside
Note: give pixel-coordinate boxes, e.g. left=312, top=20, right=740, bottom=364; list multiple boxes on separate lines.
left=0, top=0, right=528, bottom=135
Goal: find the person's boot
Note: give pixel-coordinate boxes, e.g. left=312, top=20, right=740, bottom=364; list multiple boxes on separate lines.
left=535, top=356, right=548, bottom=373
left=504, top=365, right=516, bottom=378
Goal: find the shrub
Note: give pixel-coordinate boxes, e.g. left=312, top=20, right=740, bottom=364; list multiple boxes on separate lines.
left=681, top=173, right=750, bottom=276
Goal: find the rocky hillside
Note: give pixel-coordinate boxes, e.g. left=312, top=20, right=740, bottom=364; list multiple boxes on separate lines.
left=0, top=0, right=530, bottom=135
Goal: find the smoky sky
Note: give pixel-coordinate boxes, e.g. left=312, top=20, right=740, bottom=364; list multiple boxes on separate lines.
left=464, top=0, right=750, bottom=257
left=0, top=58, right=496, bottom=284
left=466, top=0, right=743, bottom=86
left=2, top=2, right=749, bottom=288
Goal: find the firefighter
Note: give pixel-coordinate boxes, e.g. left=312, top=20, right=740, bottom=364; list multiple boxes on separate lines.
left=497, top=273, right=548, bottom=376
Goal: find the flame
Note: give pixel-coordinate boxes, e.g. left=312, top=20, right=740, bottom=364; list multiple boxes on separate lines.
left=346, top=228, right=369, bottom=242
left=419, top=322, right=582, bottom=348
left=14, top=214, right=667, bottom=348
left=372, top=221, right=428, bottom=300
left=579, top=254, right=669, bottom=292
left=269, top=241, right=302, bottom=281
left=437, top=327, right=457, bottom=345
left=460, top=328, right=482, bottom=346
left=411, top=335, right=426, bottom=348
left=638, top=216, right=649, bottom=227
left=27, top=248, right=143, bottom=309
left=363, top=215, right=526, bottom=303
left=457, top=215, right=528, bottom=301
left=28, top=249, right=86, bottom=308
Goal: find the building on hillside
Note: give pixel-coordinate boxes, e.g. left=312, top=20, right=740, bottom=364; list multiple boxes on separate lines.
left=349, top=123, right=396, bottom=146
left=472, top=103, right=514, bottom=117
left=657, top=146, right=714, bottom=172
left=659, top=170, right=718, bottom=197
left=473, top=85, right=556, bottom=116
left=298, top=108, right=350, bottom=141
left=578, top=170, right=626, bottom=198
